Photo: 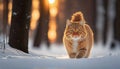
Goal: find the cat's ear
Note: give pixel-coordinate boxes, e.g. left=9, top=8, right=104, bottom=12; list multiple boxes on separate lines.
left=66, top=19, right=71, bottom=26
left=79, top=20, right=85, bottom=25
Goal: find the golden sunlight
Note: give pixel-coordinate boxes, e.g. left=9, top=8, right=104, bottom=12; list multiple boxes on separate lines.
left=50, top=7, right=57, bottom=17
left=8, top=1, right=12, bottom=25
left=48, top=0, right=55, bottom=4
left=48, top=20, right=57, bottom=43
left=0, top=3, right=3, bottom=10
left=48, top=0, right=58, bottom=43
left=31, top=10, right=40, bottom=30
left=30, top=0, right=40, bottom=30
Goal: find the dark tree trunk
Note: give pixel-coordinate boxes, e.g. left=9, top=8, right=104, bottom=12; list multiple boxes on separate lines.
left=33, top=0, right=50, bottom=48
left=3, top=0, right=9, bottom=35
left=1, top=0, right=9, bottom=51
left=110, top=0, right=120, bottom=49
left=0, top=1, right=3, bottom=34
left=114, top=0, right=120, bottom=41
left=9, top=0, right=32, bottom=53
left=56, top=0, right=66, bottom=43
left=103, top=0, right=109, bottom=45
left=92, top=0, right=97, bottom=43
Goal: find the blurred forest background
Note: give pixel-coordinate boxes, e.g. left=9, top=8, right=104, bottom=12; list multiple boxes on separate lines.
left=0, top=0, right=120, bottom=53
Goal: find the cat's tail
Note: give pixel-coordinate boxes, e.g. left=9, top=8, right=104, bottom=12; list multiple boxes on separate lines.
left=71, top=11, right=85, bottom=23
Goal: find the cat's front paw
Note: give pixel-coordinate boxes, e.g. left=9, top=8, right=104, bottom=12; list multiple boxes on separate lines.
left=75, top=49, right=87, bottom=58
left=69, top=53, right=76, bottom=58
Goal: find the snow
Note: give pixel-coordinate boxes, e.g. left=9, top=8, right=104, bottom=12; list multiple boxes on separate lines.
left=0, top=52, right=120, bottom=69
left=26, top=25, right=29, bottom=29
left=12, top=12, right=17, bottom=16
left=0, top=41, right=120, bottom=69
left=27, top=15, right=31, bottom=19
left=29, top=43, right=68, bottom=59
left=1, top=36, right=120, bottom=69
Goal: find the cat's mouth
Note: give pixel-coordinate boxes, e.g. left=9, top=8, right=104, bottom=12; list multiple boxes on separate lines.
left=71, top=35, right=85, bottom=41
left=72, top=35, right=79, bottom=38
left=72, top=36, right=80, bottom=41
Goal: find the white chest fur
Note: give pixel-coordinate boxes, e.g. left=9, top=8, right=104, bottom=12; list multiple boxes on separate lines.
left=72, top=38, right=79, bottom=53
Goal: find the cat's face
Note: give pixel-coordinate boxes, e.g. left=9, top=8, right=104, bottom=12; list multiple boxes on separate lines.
left=65, top=21, right=87, bottom=40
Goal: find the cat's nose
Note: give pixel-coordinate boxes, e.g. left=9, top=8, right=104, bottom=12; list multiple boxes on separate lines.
left=73, top=32, right=78, bottom=38
left=73, top=32, right=78, bottom=35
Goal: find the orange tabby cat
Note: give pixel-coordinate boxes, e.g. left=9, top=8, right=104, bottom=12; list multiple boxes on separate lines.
left=63, top=11, right=94, bottom=58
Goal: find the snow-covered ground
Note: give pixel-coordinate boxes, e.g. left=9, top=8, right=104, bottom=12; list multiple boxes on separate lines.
left=29, top=42, right=120, bottom=59
left=0, top=35, right=120, bottom=69
left=0, top=55, right=120, bottom=69
left=0, top=42, right=120, bottom=69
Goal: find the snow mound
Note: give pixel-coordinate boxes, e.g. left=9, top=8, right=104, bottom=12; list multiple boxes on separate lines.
left=0, top=44, right=31, bottom=58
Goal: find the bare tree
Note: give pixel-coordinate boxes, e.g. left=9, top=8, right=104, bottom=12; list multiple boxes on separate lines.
left=33, top=0, right=50, bottom=48
left=103, top=0, right=109, bottom=45
left=3, top=0, right=9, bottom=35
left=114, top=0, right=120, bottom=41
left=111, top=0, right=120, bottom=49
left=0, top=1, right=3, bottom=34
left=9, top=0, right=32, bottom=53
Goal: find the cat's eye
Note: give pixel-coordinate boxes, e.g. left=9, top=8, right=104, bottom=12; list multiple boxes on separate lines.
left=69, top=30, right=73, bottom=32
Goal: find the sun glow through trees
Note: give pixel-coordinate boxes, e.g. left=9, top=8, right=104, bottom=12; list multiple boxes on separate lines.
left=48, top=0, right=58, bottom=43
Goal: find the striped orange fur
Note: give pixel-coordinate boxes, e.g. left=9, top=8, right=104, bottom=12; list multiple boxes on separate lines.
left=63, top=11, right=94, bottom=58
